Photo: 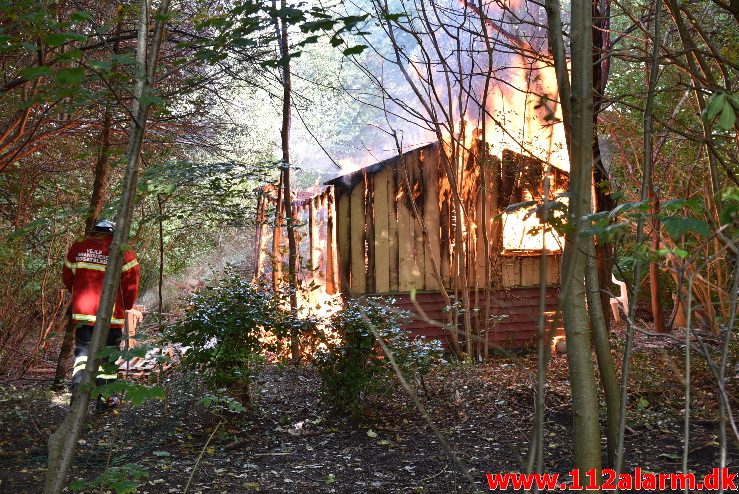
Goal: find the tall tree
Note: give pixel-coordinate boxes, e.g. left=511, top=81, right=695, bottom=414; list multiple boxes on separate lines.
left=271, top=0, right=300, bottom=363
left=546, top=0, right=604, bottom=477
left=44, top=0, right=171, bottom=491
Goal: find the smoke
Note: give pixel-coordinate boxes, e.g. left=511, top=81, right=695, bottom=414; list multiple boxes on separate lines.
left=306, top=0, right=569, bottom=174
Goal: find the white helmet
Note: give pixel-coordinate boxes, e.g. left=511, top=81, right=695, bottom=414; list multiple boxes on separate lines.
left=93, top=219, right=115, bottom=232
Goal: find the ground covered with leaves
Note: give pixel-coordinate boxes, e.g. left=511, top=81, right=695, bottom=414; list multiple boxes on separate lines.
left=0, top=327, right=736, bottom=493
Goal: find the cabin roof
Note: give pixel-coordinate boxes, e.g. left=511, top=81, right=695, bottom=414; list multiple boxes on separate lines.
left=323, top=142, right=438, bottom=187
left=324, top=141, right=568, bottom=187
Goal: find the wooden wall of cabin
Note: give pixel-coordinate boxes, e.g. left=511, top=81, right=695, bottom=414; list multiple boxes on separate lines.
left=332, top=142, right=563, bottom=296
left=254, top=187, right=338, bottom=295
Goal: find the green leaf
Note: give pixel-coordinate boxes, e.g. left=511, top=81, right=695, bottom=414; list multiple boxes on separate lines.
left=110, top=53, right=137, bottom=65
left=661, top=198, right=702, bottom=212
left=55, top=67, right=85, bottom=84
left=608, top=200, right=648, bottom=219
left=110, top=479, right=139, bottom=494
left=58, top=49, right=83, bottom=61
left=719, top=204, right=738, bottom=225
left=383, top=12, right=407, bottom=22
left=662, top=216, right=710, bottom=239
left=70, top=479, right=88, bottom=491
left=89, top=59, right=113, bottom=72
left=20, top=66, right=52, bottom=80
left=71, top=10, right=93, bottom=21
left=718, top=104, right=736, bottom=130
left=704, top=92, right=726, bottom=120
left=343, top=45, right=367, bottom=56
left=140, top=94, right=165, bottom=107
left=45, top=32, right=87, bottom=47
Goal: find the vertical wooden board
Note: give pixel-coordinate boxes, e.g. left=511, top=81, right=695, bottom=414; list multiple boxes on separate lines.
left=410, top=150, right=425, bottom=290
left=388, top=164, right=400, bottom=292
left=350, top=179, right=366, bottom=295
left=398, top=155, right=419, bottom=292
left=336, top=188, right=351, bottom=294
left=513, top=256, right=523, bottom=286
left=365, top=174, right=375, bottom=294
left=423, top=144, right=441, bottom=290
left=501, top=257, right=516, bottom=287
left=548, top=254, right=561, bottom=286
left=520, top=256, right=538, bottom=287
left=439, top=174, right=451, bottom=288
left=308, top=200, right=317, bottom=274
left=374, top=167, right=391, bottom=293
left=325, top=191, right=337, bottom=294
left=475, top=185, right=486, bottom=287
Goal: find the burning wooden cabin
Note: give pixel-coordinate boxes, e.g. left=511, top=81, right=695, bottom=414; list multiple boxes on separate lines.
left=254, top=140, right=568, bottom=351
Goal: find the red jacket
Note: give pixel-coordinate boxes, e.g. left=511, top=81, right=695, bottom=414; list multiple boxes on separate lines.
left=63, top=233, right=140, bottom=328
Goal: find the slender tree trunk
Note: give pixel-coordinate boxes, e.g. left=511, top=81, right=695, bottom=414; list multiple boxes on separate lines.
left=272, top=174, right=283, bottom=290
left=549, top=0, right=604, bottom=478
left=586, top=239, right=620, bottom=467
left=643, top=16, right=665, bottom=333
left=44, top=1, right=170, bottom=491
left=273, top=0, right=299, bottom=363
left=615, top=0, right=661, bottom=475
left=158, top=194, right=165, bottom=331
left=649, top=192, right=665, bottom=332
left=592, top=0, right=616, bottom=332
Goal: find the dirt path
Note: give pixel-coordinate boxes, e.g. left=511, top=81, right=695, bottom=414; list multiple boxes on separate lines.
left=0, top=340, right=734, bottom=493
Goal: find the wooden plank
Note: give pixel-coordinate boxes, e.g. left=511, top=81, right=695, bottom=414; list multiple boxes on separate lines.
left=350, top=178, right=366, bottom=294
left=335, top=187, right=351, bottom=294
left=388, top=164, right=400, bottom=292
left=475, top=178, right=486, bottom=287
left=374, top=167, right=391, bottom=293
left=272, top=181, right=284, bottom=289
left=439, top=166, right=451, bottom=289
left=548, top=254, right=561, bottom=286
left=520, top=256, right=538, bottom=287
left=325, top=191, right=337, bottom=294
left=254, top=194, right=266, bottom=279
left=308, top=199, right=317, bottom=274
left=410, top=149, right=426, bottom=290
left=423, top=143, right=442, bottom=290
left=365, top=173, right=376, bottom=294
left=398, top=152, right=421, bottom=291
left=501, top=257, right=516, bottom=287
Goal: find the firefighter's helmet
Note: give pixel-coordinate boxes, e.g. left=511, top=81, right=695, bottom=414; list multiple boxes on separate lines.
left=93, top=219, right=115, bottom=233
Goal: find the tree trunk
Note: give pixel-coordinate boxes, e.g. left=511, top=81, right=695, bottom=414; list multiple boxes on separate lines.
left=586, top=239, right=620, bottom=467
left=44, top=1, right=170, bottom=491
left=615, top=0, right=662, bottom=474
left=158, top=194, right=165, bottom=331
left=591, top=0, right=616, bottom=331
left=649, top=192, right=665, bottom=332
left=273, top=0, right=299, bottom=363
left=548, top=0, right=604, bottom=478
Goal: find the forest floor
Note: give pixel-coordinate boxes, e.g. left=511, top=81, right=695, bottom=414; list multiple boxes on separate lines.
left=0, top=324, right=736, bottom=493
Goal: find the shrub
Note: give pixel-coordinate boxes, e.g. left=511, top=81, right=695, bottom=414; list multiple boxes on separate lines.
left=166, top=270, right=313, bottom=405
left=314, top=297, right=444, bottom=417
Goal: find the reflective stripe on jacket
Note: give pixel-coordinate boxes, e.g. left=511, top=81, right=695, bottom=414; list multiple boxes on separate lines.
left=62, top=233, right=140, bottom=328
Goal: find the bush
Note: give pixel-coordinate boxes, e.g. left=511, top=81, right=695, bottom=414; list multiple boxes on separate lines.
left=314, top=297, right=444, bottom=417
left=166, top=270, right=313, bottom=405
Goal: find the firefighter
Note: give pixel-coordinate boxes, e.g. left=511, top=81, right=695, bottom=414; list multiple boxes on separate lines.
left=63, top=219, right=140, bottom=411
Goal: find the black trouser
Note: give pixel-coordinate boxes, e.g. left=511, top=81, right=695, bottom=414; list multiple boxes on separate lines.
left=71, top=325, right=122, bottom=388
